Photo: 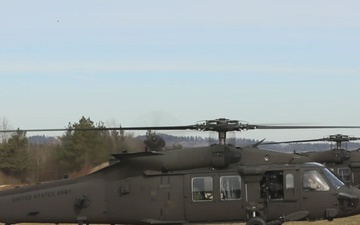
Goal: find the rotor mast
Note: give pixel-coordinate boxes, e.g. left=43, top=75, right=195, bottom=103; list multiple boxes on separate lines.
left=219, top=131, right=227, bottom=145
left=201, top=118, right=242, bottom=145
left=328, top=134, right=352, bottom=149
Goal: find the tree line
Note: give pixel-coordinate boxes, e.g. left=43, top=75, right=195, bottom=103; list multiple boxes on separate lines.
left=2, top=115, right=360, bottom=185
left=0, top=116, right=144, bottom=184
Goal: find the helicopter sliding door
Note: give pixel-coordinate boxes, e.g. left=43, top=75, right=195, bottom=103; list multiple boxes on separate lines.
left=261, top=170, right=300, bottom=220
left=184, top=172, right=246, bottom=222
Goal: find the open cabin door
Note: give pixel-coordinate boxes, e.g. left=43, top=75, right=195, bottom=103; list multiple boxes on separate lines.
left=261, top=170, right=301, bottom=219
left=184, top=172, right=246, bottom=222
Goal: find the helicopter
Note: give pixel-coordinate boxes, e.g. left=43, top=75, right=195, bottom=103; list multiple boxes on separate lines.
left=1, top=118, right=360, bottom=225
left=260, top=134, right=360, bottom=187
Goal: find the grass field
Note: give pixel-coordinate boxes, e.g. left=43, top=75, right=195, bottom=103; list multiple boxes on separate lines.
left=14, top=214, right=360, bottom=225
left=286, top=214, right=360, bottom=225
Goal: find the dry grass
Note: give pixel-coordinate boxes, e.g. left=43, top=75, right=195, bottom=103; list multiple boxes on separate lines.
left=0, top=171, right=21, bottom=185
left=14, top=215, right=360, bottom=225
left=226, top=215, right=360, bottom=225
left=286, top=214, right=360, bottom=225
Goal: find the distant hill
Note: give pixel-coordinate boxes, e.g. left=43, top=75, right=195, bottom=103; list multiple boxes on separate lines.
left=28, top=135, right=59, bottom=144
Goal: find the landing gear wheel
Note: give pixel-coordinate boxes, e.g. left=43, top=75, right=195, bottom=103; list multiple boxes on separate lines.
left=246, top=217, right=268, bottom=225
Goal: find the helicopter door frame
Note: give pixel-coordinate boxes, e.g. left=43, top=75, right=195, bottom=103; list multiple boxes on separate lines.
left=184, top=172, right=246, bottom=222
left=301, top=167, right=338, bottom=219
left=261, top=169, right=300, bottom=221
left=260, top=170, right=299, bottom=202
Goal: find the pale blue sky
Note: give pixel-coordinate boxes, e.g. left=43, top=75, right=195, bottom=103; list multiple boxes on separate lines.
left=1, top=0, right=360, bottom=141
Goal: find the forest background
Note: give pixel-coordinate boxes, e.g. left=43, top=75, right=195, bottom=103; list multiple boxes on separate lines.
left=1, top=116, right=359, bottom=185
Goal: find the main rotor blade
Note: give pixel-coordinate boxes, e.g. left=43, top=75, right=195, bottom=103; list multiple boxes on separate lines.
left=261, top=138, right=326, bottom=145
left=2, top=118, right=360, bottom=133
left=103, top=125, right=198, bottom=131
left=0, top=128, right=71, bottom=133
left=261, top=134, right=360, bottom=145
left=253, top=125, right=360, bottom=129
left=0, top=125, right=198, bottom=133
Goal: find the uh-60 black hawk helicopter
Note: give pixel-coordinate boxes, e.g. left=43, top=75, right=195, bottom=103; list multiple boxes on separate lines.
left=260, top=134, right=360, bottom=187
left=2, top=118, right=360, bottom=225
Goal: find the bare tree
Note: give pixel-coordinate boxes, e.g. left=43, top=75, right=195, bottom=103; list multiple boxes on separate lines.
left=0, top=117, right=11, bottom=143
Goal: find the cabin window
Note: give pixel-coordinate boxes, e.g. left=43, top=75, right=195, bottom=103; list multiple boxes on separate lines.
left=338, top=167, right=351, bottom=183
left=192, top=177, right=213, bottom=201
left=220, top=175, right=241, bottom=200
left=285, top=174, right=294, bottom=189
left=303, top=170, right=330, bottom=191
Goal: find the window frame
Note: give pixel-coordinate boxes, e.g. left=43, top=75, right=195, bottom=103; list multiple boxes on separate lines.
left=220, top=175, right=242, bottom=201
left=191, top=176, right=214, bottom=202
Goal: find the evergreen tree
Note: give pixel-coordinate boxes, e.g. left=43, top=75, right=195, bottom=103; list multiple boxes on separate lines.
left=0, top=130, right=29, bottom=181
left=56, top=116, right=110, bottom=174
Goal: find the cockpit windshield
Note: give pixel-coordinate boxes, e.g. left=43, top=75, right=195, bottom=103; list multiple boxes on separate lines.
left=322, top=167, right=345, bottom=189
left=305, top=162, right=345, bottom=190
left=304, top=170, right=330, bottom=191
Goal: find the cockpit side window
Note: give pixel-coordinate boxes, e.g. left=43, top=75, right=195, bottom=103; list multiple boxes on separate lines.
left=338, top=167, right=351, bottom=184
left=303, top=170, right=330, bottom=191
left=286, top=174, right=294, bottom=189
left=192, top=177, right=213, bottom=201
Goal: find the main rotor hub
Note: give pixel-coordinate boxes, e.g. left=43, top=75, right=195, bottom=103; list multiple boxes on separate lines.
left=326, top=134, right=359, bottom=149
left=196, top=118, right=248, bottom=132
left=197, top=118, right=247, bottom=145
left=327, top=134, right=351, bottom=142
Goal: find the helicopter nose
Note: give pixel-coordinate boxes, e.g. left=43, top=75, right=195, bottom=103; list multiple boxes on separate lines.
left=338, top=187, right=360, bottom=217
left=354, top=188, right=360, bottom=214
